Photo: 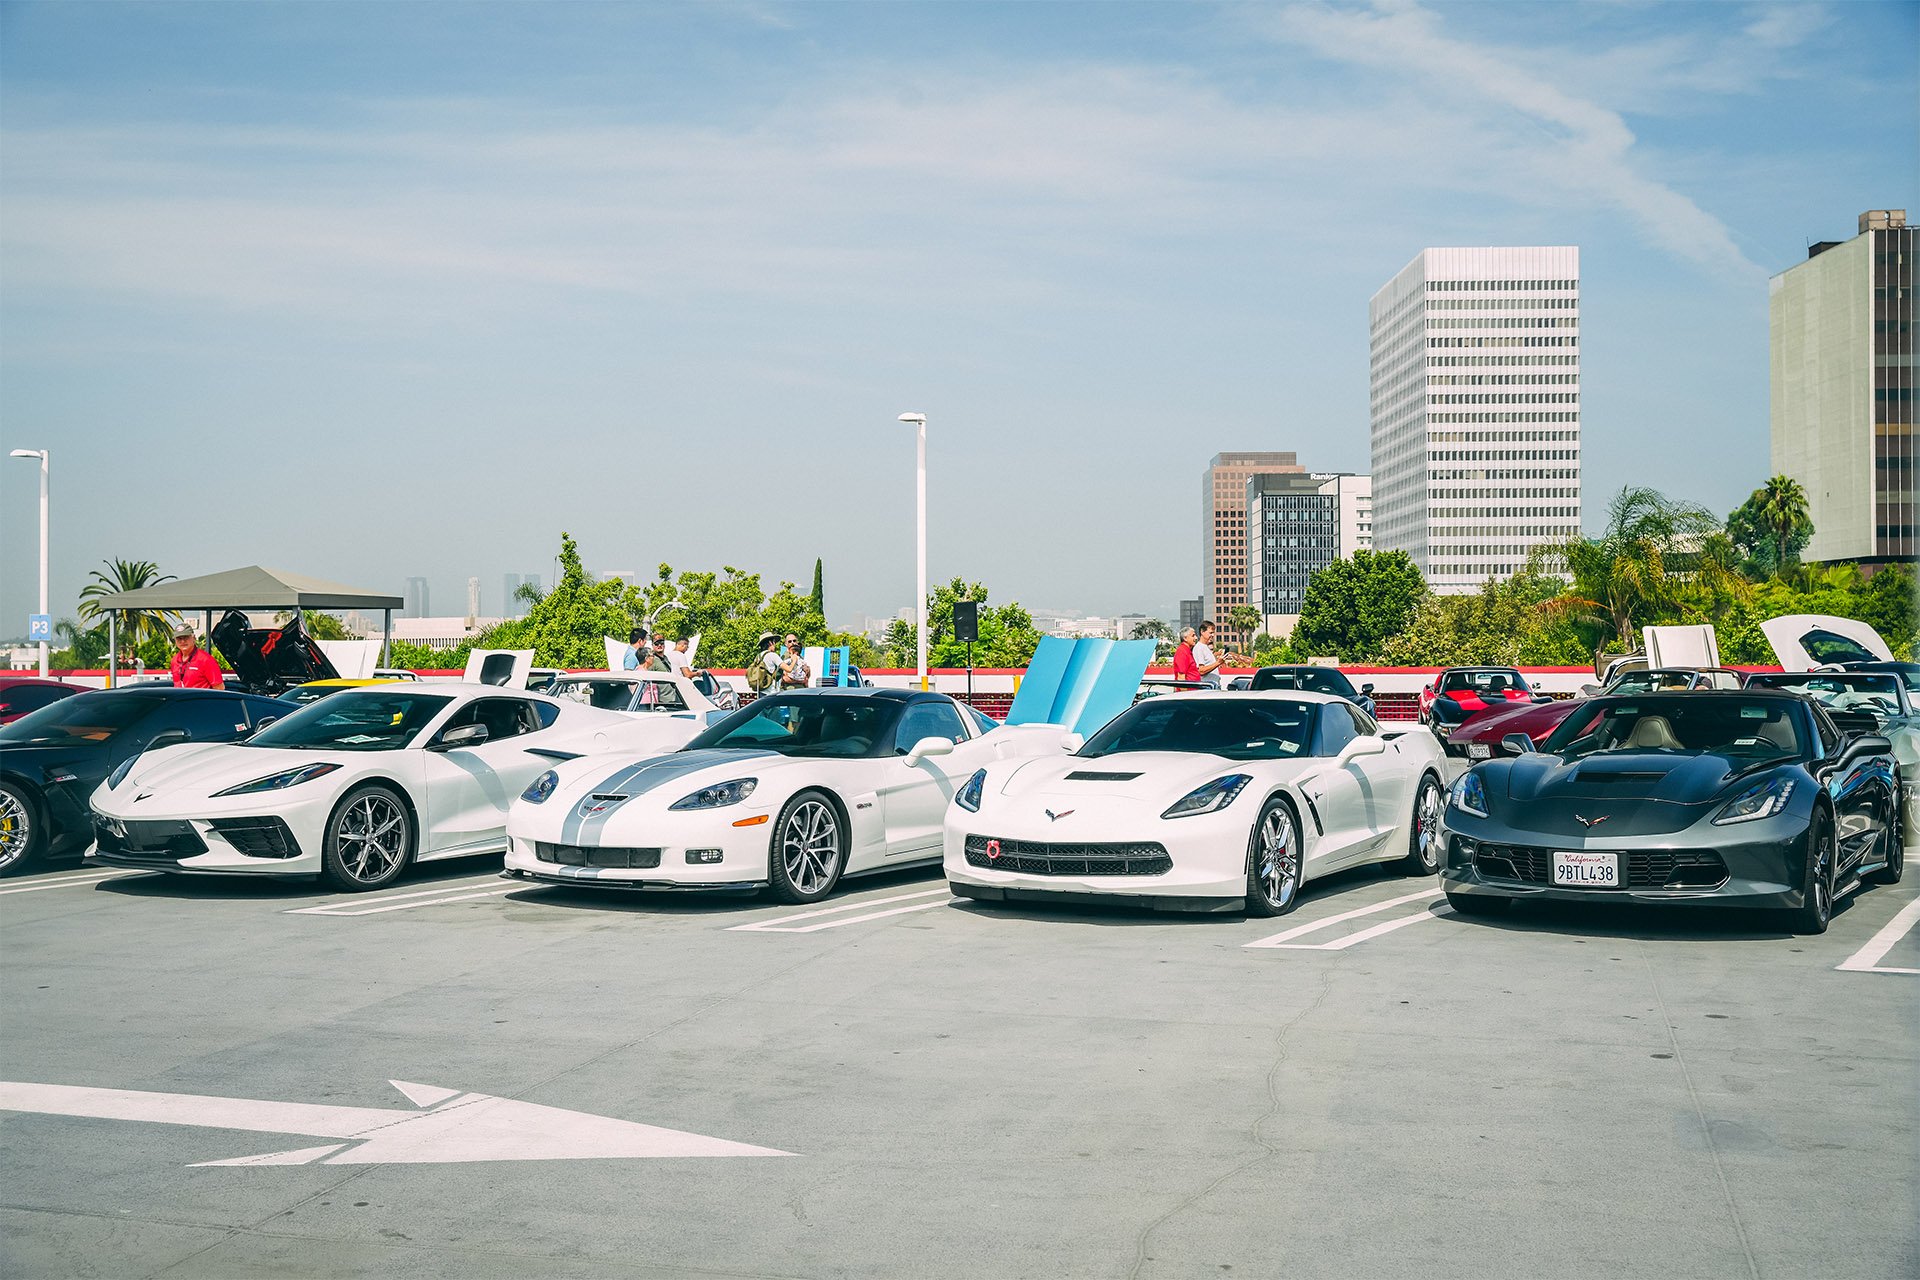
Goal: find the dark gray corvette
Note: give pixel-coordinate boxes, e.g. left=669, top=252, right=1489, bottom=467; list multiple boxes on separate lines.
left=1440, top=691, right=1901, bottom=934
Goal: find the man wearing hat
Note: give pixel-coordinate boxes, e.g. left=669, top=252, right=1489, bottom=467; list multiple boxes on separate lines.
left=169, top=624, right=222, bottom=689
left=749, top=631, right=784, bottom=696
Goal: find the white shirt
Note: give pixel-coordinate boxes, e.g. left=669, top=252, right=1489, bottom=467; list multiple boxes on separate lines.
left=1192, top=640, right=1220, bottom=686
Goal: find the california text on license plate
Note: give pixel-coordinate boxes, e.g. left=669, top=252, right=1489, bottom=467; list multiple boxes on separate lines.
left=1552, top=851, right=1619, bottom=887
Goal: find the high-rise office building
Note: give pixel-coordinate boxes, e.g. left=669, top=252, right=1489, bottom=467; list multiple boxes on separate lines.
left=1370, top=247, right=1583, bottom=594
left=404, top=576, right=429, bottom=618
left=1202, top=451, right=1305, bottom=647
left=1247, top=472, right=1372, bottom=637
left=1771, top=209, right=1915, bottom=565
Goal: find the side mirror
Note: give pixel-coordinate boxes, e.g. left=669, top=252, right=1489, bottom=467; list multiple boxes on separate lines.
left=253, top=716, right=279, bottom=732
left=1501, top=732, right=1539, bottom=756
left=145, top=729, right=188, bottom=750
left=1061, top=732, right=1085, bottom=754
left=431, top=723, right=490, bottom=752
left=1843, top=733, right=1892, bottom=760
left=903, top=736, right=956, bottom=765
left=1360, top=683, right=1375, bottom=696
left=1336, top=735, right=1388, bottom=764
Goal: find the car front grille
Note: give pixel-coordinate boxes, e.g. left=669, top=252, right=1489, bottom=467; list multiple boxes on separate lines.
left=962, top=835, right=1172, bottom=877
left=208, top=816, right=301, bottom=859
left=535, top=842, right=663, bottom=870
left=93, top=818, right=207, bottom=862
left=1472, top=844, right=1729, bottom=889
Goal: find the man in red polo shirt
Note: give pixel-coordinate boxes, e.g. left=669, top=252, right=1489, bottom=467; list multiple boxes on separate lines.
left=169, top=624, right=222, bottom=688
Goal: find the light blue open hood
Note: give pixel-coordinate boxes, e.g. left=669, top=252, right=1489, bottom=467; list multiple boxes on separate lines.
left=1004, top=636, right=1156, bottom=738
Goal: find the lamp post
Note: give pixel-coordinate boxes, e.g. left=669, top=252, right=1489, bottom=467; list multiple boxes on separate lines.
left=897, top=413, right=927, bottom=691
left=9, top=449, right=48, bottom=677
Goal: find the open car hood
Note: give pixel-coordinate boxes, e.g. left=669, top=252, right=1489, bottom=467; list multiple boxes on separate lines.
left=211, top=610, right=339, bottom=695
left=1761, top=615, right=1893, bottom=672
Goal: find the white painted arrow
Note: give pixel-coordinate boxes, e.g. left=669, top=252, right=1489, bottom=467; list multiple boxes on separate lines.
left=0, top=1079, right=794, bottom=1166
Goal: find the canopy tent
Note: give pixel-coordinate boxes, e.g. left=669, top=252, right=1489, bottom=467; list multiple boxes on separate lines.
left=90, top=565, right=406, bottom=684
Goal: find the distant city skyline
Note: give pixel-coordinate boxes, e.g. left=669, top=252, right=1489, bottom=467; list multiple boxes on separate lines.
left=2, top=3, right=1914, bottom=631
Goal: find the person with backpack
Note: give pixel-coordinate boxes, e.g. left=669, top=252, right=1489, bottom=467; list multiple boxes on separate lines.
left=746, top=632, right=783, bottom=698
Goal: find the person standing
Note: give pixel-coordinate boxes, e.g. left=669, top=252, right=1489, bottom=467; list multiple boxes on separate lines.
left=1191, top=620, right=1224, bottom=689
left=169, top=625, right=223, bottom=689
left=622, top=627, right=649, bottom=671
left=1172, top=627, right=1200, bottom=684
left=780, top=635, right=812, bottom=689
left=669, top=636, right=697, bottom=679
left=748, top=632, right=783, bottom=697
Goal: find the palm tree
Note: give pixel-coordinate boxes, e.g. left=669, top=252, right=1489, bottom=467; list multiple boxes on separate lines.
left=77, top=559, right=179, bottom=664
left=1554, top=486, right=1744, bottom=651
left=52, top=617, right=109, bottom=667
left=1753, top=475, right=1813, bottom=580
left=1130, top=618, right=1172, bottom=641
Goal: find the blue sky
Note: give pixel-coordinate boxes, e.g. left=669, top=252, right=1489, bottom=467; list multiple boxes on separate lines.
left=2, top=0, right=1914, bottom=635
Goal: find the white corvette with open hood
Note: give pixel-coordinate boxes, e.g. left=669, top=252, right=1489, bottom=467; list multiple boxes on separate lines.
left=90, top=684, right=626, bottom=890
left=503, top=688, right=1075, bottom=902
left=944, top=692, right=1448, bottom=915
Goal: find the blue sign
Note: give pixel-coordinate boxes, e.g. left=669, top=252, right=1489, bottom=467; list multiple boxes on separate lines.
left=27, top=613, right=51, bottom=643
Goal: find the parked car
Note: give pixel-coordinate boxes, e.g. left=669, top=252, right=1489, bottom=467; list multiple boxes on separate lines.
left=502, top=688, right=1062, bottom=902
left=1247, top=665, right=1377, bottom=716
left=0, top=687, right=288, bottom=876
left=945, top=692, right=1447, bottom=916
left=1744, top=669, right=1918, bottom=860
left=90, top=684, right=628, bottom=891
left=1419, top=667, right=1552, bottom=750
left=1135, top=678, right=1211, bottom=702
left=1449, top=667, right=1744, bottom=762
left=0, top=677, right=82, bottom=726
left=1440, top=690, right=1901, bottom=934
left=211, top=609, right=339, bottom=696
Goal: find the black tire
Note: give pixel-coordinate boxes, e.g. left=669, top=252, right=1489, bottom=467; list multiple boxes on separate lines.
left=1445, top=890, right=1511, bottom=918
left=320, top=785, right=414, bottom=892
left=1870, top=788, right=1904, bottom=886
left=767, top=790, right=845, bottom=904
left=1245, top=795, right=1303, bottom=918
left=0, top=780, right=44, bottom=878
left=1786, top=807, right=1834, bottom=936
left=1396, top=774, right=1445, bottom=876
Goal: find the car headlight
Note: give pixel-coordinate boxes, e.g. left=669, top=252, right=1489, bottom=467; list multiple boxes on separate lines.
left=521, top=770, right=559, bottom=804
left=1714, top=778, right=1795, bottom=825
left=1449, top=771, right=1490, bottom=819
left=668, top=778, right=758, bottom=811
left=211, top=763, right=341, bottom=797
left=956, top=768, right=987, bottom=813
left=1161, top=774, right=1252, bottom=819
left=108, top=757, right=138, bottom=790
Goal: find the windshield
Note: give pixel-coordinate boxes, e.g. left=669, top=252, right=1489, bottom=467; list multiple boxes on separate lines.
left=0, top=691, right=160, bottom=744
left=1607, top=670, right=1697, bottom=695
left=1746, top=673, right=1904, bottom=719
left=246, top=690, right=454, bottom=751
left=1250, top=667, right=1358, bottom=698
left=282, top=684, right=351, bottom=706
left=1847, top=663, right=1920, bottom=696
left=1441, top=670, right=1530, bottom=696
left=1543, top=697, right=1805, bottom=763
left=684, top=696, right=899, bottom=758
left=1080, top=698, right=1316, bottom=761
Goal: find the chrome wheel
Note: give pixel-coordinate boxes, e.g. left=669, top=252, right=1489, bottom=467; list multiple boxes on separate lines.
left=0, top=784, right=32, bottom=874
left=779, top=799, right=841, bottom=897
left=336, top=793, right=406, bottom=883
left=1405, top=777, right=1443, bottom=875
left=1255, top=804, right=1299, bottom=912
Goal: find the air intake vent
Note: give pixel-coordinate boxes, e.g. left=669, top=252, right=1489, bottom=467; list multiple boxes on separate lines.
left=1064, top=771, right=1143, bottom=782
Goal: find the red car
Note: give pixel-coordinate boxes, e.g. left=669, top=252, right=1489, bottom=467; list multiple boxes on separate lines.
left=0, top=677, right=81, bottom=725
left=1418, top=667, right=1551, bottom=751
left=1445, top=667, right=1746, bottom=760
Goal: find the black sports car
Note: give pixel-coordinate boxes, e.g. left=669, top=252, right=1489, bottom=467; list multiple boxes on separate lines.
left=1247, top=665, right=1377, bottom=716
left=0, top=687, right=289, bottom=875
left=1440, top=690, right=1900, bottom=934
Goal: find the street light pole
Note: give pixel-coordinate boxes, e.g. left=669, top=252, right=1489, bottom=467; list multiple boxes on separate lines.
left=897, top=413, right=927, bottom=691
left=9, top=449, right=48, bottom=677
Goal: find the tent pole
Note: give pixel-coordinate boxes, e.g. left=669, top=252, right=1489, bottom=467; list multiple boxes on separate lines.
left=108, top=612, right=118, bottom=688
left=382, top=608, right=392, bottom=669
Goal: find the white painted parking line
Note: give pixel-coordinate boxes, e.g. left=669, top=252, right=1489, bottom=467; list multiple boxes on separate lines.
left=288, top=884, right=524, bottom=917
left=0, top=870, right=144, bottom=896
left=1836, top=896, right=1920, bottom=975
left=728, top=888, right=950, bottom=934
left=1243, top=887, right=1448, bottom=950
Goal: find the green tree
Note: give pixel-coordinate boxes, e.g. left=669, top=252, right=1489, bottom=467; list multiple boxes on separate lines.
left=50, top=617, right=110, bottom=668
left=1226, top=604, right=1263, bottom=648
left=885, top=579, right=1044, bottom=669
left=809, top=559, right=825, bottom=618
left=299, top=612, right=359, bottom=641
left=472, top=532, right=634, bottom=667
left=77, top=558, right=180, bottom=665
left=1292, top=550, right=1426, bottom=661
left=1380, top=567, right=1591, bottom=667
left=1752, top=475, right=1813, bottom=580
left=1556, top=485, right=1743, bottom=652
left=1129, top=618, right=1172, bottom=642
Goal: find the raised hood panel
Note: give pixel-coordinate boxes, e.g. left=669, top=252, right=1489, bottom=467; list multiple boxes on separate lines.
left=212, top=610, right=339, bottom=694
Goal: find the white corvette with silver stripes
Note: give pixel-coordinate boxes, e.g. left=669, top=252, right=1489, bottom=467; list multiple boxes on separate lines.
left=90, top=684, right=627, bottom=891
left=503, top=688, right=1074, bottom=902
left=944, top=692, right=1448, bottom=915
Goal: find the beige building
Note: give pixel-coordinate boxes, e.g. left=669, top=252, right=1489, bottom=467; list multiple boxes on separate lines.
left=1202, top=451, right=1304, bottom=650
left=1771, top=209, right=1916, bottom=565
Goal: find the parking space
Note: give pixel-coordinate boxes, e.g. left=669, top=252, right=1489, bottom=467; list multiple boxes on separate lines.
left=3, top=857, right=1915, bottom=1278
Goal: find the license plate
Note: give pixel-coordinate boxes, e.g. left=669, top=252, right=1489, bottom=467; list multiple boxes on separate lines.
left=1552, top=851, right=1619, bottom=888
left=1466, top=742, right=1491, bottom=760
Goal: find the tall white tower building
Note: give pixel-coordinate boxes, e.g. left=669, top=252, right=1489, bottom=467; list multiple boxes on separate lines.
left=1369, top=247, right=1583, bottom=593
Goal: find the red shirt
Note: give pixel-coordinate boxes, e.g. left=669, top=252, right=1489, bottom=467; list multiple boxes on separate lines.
left=171, top=648, right=223, bottom=689
left=1172, top=641, right=1199, bottom=682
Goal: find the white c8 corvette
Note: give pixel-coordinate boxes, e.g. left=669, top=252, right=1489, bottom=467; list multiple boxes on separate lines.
left=944, top=691, right=1448, bottom=915
left=503, top=688, right=1073, bottom=902
left=90, top=684, right=627, bottom=890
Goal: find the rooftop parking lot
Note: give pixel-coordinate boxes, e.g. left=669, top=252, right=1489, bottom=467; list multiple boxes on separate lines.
left=3, top=856, right=1914, bottom=1279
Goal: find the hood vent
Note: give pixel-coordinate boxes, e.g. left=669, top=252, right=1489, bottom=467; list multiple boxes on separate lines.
left=1575, top=771, right=1664, bottom=785
left=1064, top=771, right=1142, bottom=782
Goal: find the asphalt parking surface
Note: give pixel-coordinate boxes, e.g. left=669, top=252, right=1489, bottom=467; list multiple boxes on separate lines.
left=3, top=853, right=1916, bottom=1280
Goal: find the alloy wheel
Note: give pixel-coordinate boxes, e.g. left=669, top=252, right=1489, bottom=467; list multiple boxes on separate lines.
left=0, top=786, right=30, bottom=872
left=1258, top=806, right=1298, bottom=908
left=780, top=800, right=840, bottom=896
left=337, top=793, right=406, bottom=883
left=1415, top=780, right=1442, bottom=871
